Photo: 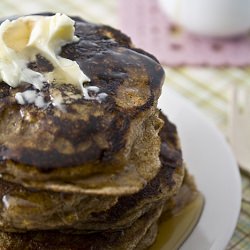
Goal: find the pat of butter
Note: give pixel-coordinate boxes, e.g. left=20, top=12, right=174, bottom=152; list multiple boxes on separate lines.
left=0, top=13, right=90, bottom=91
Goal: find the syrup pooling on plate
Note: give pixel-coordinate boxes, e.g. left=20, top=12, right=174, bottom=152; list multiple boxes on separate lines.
left=0, top=13, right=107, bottom=108
left=150, top=175, right=204, bottom=250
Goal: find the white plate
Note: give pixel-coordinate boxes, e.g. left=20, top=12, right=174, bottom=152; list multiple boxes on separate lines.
left=158, top=86, right=242, bottom=250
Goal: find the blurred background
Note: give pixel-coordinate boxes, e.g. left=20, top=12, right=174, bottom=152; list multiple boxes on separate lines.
left=0, top=0, right=249, bottom=248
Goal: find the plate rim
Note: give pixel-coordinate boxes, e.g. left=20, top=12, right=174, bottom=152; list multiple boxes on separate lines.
left=158, top=86, right=242, bottom=250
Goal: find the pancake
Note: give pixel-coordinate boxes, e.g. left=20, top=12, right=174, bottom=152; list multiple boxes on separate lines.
left=0, top=179, right=118, bottom=232
left=0, top=110, right=162, bottom=197
left=80, top=113, right=184, bottom=231
left=0, top=202, right=164, bottom=250
left=135, top=223, right=158, bottom=250
left=0, top=12, right=200, bottom=250
left=0, top=112, right=184, bottom=232
left=0, top=13, right=165, bottom=195
left=0, top=168, right=197, bottom=250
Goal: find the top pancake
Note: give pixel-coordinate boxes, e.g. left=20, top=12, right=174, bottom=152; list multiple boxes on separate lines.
left=0, top=13, right=164, bottom=171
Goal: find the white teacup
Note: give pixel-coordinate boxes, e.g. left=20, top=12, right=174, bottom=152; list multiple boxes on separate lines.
left=158, top=0, right=250, bottom=37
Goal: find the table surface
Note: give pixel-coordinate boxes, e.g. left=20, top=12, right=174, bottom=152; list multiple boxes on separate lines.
left=0, top=0, right=249, bottom=249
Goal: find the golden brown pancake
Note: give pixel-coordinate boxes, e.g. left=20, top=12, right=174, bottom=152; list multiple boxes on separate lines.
left=0, top=13, right=199, bottom=250
left=0, top=202, right=164, bottom=250
left=0, top=13, right=165, bottom=195
left=0, top=112, right=184, bottom=233
left=0, top=171, right=197, bottom=250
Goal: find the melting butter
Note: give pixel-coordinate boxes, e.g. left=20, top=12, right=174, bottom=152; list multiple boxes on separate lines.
left=2, top=195, right=10, bottom=209
left=15, top=90, right=47, bottom=108
left=0, top=13, right=90, bottom=95
left=84, top=86, right=108, bottom=103
left=0, top=14, right=108, bottom=108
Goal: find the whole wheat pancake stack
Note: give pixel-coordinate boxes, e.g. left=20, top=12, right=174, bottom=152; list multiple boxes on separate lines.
left=0, top=13, right=195, bottom=250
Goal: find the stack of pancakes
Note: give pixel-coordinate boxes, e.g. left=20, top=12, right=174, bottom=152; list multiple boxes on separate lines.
left=0, top=14, right=195, bottom=249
